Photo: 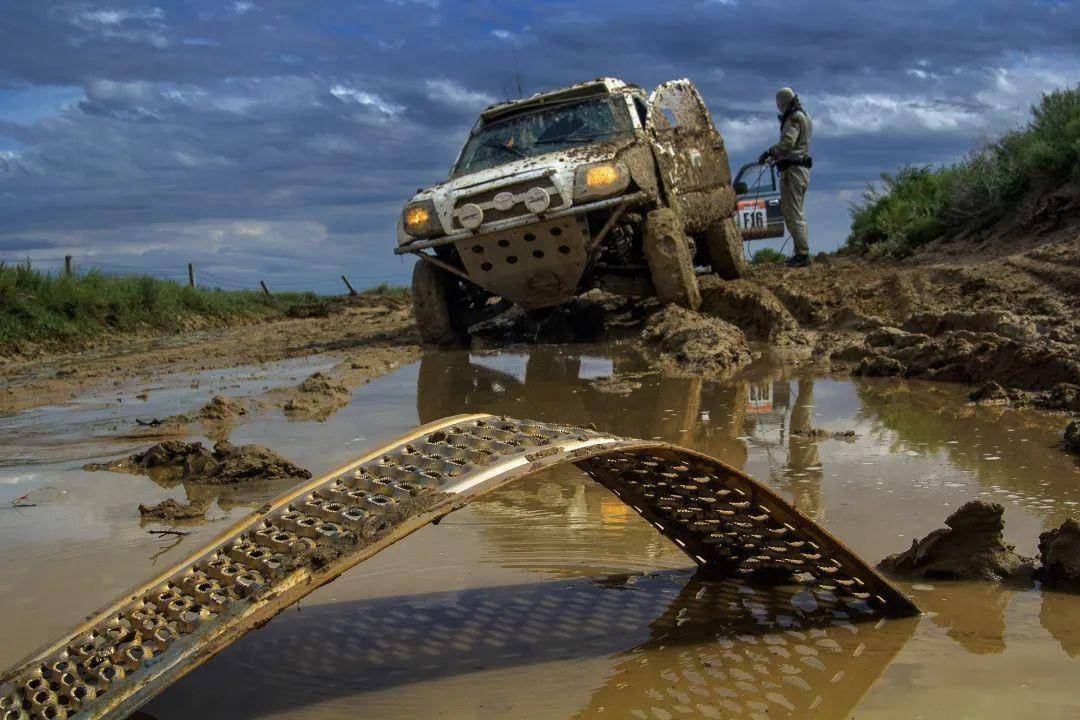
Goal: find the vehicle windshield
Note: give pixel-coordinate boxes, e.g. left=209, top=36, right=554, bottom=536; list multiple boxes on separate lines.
left=452, top=95, right=635, bottom=177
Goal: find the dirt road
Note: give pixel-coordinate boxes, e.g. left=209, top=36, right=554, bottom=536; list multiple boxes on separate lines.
left=0, top=294, right=420, bottom=415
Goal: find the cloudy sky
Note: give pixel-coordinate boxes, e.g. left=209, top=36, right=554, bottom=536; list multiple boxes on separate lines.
left=1, top=1, right=1078, bottom=292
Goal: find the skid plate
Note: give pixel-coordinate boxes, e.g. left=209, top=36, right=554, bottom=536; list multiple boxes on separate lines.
left=0, top=414, right=918, bottom=719
left=455, top=217, right=589, bottom=309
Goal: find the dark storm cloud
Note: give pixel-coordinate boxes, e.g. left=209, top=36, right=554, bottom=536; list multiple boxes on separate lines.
left=0, top=0, right=1078, bottom=287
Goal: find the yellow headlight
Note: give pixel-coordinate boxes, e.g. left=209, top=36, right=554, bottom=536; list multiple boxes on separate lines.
left=405, top=205, right=430, bottom=228
left=585, top=164, right=620, bottom=188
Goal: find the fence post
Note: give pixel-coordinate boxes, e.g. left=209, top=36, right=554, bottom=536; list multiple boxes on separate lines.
left=64, top=255, right=73, bottom=276
left=260, top=280, right=272, bottom=298
left=188, top=263, right=196, bottom=288
left=341, top=274, right=358, bottom=296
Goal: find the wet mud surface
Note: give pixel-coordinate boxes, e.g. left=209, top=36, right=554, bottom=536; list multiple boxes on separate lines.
left=3, top=344, right=1080, bottom=718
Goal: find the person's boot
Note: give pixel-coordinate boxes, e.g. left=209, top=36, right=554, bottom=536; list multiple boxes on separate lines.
left=786, top=254, right=810, bottom=268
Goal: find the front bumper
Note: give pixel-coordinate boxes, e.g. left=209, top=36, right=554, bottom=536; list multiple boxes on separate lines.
left=394, top=191, right=650, bottom=255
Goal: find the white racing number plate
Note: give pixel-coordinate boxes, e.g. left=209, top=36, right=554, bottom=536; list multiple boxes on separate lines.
left=736, top=199, right=767, bottom=232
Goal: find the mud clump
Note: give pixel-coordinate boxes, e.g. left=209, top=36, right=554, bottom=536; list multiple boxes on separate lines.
left=769, top=285, right=829, bottom=326
left=698, top=277, right=803, bottom=344
left=138, top=497, right=208, bottom=521
left=640, top=305, right=751, bottom=377
left=196, top=395, right=249, bottom=420
left=87, top=440, right=311, bottom=485
left=283, top=372, right=350, bottom=421
left=589, top=373, right=648, bottom=396
left=970, top=381, right=1010, bottom=404
left=792, top=428, right=858, bottom=441
left=1064, top=420, right=1080, bottom=454
left=878, top=500, right=1030, bottom=581
left=1037, top=518, right=1080, bottom=590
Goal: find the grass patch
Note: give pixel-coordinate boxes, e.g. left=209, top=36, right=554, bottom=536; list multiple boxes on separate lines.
left=0, top=263, right=405, bottom=355
left=848, top=85, right=1080, bottom=257
left=750, top=247, right=789, bottom=265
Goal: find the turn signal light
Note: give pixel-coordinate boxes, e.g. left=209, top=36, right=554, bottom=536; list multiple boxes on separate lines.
left=585, top=164, right=620, bottom=188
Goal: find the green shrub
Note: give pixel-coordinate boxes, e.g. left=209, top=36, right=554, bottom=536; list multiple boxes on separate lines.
left=750, top=248, right=789, bottom=264
left=848, top=85, right=1080, bottom=254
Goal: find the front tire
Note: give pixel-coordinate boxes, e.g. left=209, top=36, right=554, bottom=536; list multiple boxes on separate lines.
left=643, top=208, right=701, bottom=310
left=411, top=260, right=464, bottom=347
left=706, top=216, right=746, bottom=280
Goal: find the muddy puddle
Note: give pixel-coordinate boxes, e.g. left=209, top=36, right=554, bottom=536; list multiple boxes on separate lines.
left=2, top=347, right=1080, bottom=719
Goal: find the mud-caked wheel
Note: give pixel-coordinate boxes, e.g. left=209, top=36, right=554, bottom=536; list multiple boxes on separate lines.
left=705, top=216, right=746, bottom=280
left=643, top=208, right=701, bottom=310
left=411, top=260, right=465, bottom=348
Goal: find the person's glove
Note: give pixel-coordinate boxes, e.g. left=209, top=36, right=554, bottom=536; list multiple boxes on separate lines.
left=758, top=150, right=771, bottom=164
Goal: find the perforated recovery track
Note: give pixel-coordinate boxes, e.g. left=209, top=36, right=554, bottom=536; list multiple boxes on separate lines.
left=1, top=414, right=919, bottom=720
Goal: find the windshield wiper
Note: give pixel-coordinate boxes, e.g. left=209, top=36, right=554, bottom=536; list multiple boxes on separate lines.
left=481, top=140, right=525, bottom=158
left=534, top=129, right=625, bottom=146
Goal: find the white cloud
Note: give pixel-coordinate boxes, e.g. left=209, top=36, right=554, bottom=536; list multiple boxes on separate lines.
left=329, top=84, right=404, bottom=116
left=230, top=1, right=256, bottom=15
left=424, top=79, right=496, bottom=110
left=68, top=6, right=169, bottom=48
left=713, top=114, right=774, bottom=155
left=815, top=92, right=979, bottom=136
left=70, top=7, right=164, bottom=28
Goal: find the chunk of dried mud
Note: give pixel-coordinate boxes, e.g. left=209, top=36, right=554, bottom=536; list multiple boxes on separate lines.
left=878, top=500, right=1031, bottom=581
left=282, top=371, right=350, bottom=420
left=1038, top=518, right=1080, bottom=590
left=138, top=497, right=208, bottom=521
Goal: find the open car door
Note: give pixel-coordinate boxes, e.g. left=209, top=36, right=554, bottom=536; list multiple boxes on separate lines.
left=733, top=162, right=785, bottom=240
left=646, top=79, right=735, bottom=232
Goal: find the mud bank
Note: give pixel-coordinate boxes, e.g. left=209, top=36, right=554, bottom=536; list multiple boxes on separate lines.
left=751, top=229, right=1080, bottom=411
left=0, top=294, right=419, bottom=415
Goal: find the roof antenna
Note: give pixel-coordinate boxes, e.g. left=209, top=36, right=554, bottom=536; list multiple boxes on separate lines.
left=512, top=45, right=523, bottom=97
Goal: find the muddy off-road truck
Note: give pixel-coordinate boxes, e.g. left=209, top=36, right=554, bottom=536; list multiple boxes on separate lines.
left=395, top=77, right=745, bottom=346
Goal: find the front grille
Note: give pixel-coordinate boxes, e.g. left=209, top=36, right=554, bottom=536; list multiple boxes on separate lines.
left=451, top=177, right=566, bottom=230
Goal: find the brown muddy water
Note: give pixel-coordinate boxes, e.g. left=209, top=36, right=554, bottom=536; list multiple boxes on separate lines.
left=2, top=347, right=1080, bottom=719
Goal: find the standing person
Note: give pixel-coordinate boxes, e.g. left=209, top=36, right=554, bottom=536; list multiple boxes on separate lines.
left=759, top=87, right=813, bottom=267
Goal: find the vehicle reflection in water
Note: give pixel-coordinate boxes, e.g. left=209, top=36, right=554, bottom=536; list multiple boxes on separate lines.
left=417, top=349, right=827, bottom=517
left=143, top=570, right=917, bottom=720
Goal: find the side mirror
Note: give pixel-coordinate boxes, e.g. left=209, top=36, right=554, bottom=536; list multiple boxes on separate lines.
left=734, top=181, right=748, bottom=195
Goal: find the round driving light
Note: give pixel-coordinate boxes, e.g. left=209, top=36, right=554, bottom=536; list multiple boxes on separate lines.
left=524, top=186, right=551, bottom=213
left=458, top=203, right=483, bottom=229
left=493, top=191, right=515, bottom=211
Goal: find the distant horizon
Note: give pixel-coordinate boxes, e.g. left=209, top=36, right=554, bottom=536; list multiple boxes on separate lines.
left=2, top=0, right=1079, bottom=291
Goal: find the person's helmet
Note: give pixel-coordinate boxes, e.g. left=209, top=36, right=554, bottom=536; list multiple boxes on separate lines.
left=776, top=87, right=796, bottom=112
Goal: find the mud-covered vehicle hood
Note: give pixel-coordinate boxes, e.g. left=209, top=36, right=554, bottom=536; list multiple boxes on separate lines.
left=397, top=136, right=638, bottom=244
